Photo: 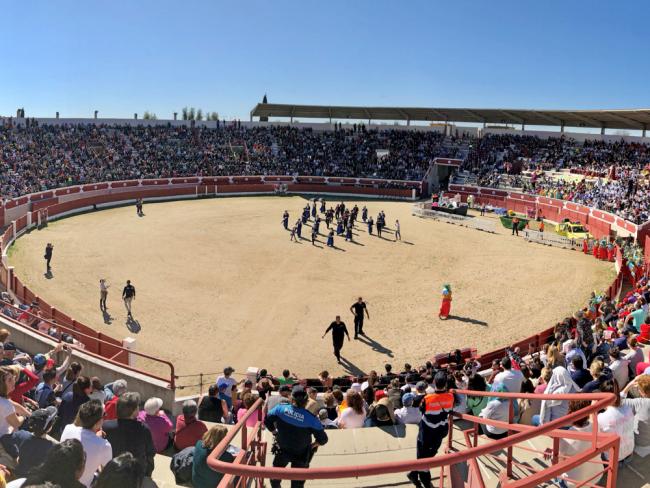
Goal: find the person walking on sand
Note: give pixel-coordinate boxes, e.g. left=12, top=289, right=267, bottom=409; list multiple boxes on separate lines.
left=44, top=243, right=54, bottom=272
left=99, top=279, right=109, bottom=311
left=322, top=316, right=351, bottom=363
left=122, top=280, right=136, bottom=318
left=438, top=284, right=452, bottom=320
left=394, top=220, right=401, bottom=241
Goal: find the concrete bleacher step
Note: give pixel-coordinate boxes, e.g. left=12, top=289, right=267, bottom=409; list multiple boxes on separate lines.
left=151, top=420, right=649, bottom=488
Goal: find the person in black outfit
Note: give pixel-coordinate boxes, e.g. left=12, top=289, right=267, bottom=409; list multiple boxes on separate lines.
left=103, top=391, right=155, bottom=477
left=198, top=384, right=224, bottom=422
left=264, top=385, right=328, bottom=488
left=322, top=316, right=350, bottom=363
left=350, top=297, right=370, bottom=338
left=44, top=243, right=53, bottom=272
left=122, top=280, right=136, bottom=318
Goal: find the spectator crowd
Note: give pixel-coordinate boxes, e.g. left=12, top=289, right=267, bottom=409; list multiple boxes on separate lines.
left=465, top=134, right=650, bottom=224
left=0, top=123, right=469, bottom=201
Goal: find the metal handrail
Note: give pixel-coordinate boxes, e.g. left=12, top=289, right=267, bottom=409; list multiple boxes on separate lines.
left=0, top=299, right=176, bottom=388
left=206, top=390, right=617, bottom=483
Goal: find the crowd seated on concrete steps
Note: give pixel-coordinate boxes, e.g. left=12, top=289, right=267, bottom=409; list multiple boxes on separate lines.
left=0, top=122, right=470, bottom=200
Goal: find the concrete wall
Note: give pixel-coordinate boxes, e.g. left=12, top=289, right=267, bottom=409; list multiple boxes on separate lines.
left=483, top=126, right=650, bottom=144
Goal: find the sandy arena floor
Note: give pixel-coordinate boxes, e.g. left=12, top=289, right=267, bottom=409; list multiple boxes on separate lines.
left=8, top=196, right=613, bottom=385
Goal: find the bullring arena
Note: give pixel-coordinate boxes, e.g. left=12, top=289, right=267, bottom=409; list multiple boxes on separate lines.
left=6, top=195, right=613, bottom=383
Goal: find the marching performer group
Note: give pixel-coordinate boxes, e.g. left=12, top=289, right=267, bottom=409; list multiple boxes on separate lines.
left=282, top=199, right=402, bottom=247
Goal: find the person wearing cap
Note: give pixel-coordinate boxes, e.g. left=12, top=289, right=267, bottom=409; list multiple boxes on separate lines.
left=395, top=393, right=422, bottom=425
left=12, top=406, right=58, bottom=476
left=174, top=400, right=208, bottom=451
left=264, top=385, right=328, bottom=488
left=407, top=371, right=454, bottom=488
left=215, top=366, right=241, bottom=402
left=137, top=397, right=172, bottom=453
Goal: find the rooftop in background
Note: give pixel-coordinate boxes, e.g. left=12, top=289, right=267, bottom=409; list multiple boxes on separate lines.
left=250, top=103, right=650, bottom=132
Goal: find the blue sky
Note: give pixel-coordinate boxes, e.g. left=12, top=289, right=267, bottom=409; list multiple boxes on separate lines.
left=1, top=0, right=649, bottom=120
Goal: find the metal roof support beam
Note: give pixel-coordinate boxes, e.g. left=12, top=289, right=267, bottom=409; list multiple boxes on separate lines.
left=529, top=110, right=563, bottom=126
left=643, top=124, right=647, bottom=138
left=499, top=110, right=524, bottom=124
left=569, top=112, right=602, bottom=128
left=601, top=112, right=643, bottom=129
left=463, top=109, right=484, bottom=123
left=428, top=109, right=448, bottom=121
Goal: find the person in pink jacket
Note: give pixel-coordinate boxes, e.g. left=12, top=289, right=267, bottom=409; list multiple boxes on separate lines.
left=137, top=397, right=172, bottom=453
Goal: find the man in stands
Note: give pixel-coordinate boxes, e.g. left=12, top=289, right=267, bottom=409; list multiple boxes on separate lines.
left=492, top=357, right=524, bottom=394
left=174, top=399, right=208, bottom=451
left=60, top=399, right=112, bottom=487
left=264, top=385, right=328, bottom=488
left=103, top=392, right=155, bottom=477
left=216, top=366, right=242, bottom=404
left=408, top=372, right=454, bottom=488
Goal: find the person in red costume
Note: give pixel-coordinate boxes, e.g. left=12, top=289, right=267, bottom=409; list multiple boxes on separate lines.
left=439, top=284, right=452, bottom=320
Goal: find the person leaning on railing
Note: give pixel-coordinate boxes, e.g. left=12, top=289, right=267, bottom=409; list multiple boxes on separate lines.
left=620, top=374, right=650, bottom=458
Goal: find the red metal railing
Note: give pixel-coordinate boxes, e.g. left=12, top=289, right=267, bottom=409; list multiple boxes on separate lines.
left=0, top=299, right=176, bottom=389
left=207, top=390, right=619, bottom=487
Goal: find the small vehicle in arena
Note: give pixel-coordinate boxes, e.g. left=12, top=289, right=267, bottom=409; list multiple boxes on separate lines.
left=555, top=220, right=591, bottom=240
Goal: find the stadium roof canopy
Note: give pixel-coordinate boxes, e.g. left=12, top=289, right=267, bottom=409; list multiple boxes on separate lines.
left=250, top=103, right=650, bottom=131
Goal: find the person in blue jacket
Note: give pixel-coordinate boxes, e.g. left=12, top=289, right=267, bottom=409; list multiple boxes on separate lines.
left=264, top=385, right=328, bottom=488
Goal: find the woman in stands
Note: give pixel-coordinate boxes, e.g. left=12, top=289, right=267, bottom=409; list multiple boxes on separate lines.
left=438, top=284, right=452, bottom=320
left=192, top=424, right=236, bottom=488
left=546, top=400, right=604, bottom=488
left=536, top=367, right=579, bottom=426
left=337, top=390, right=366, bottom=429
left=621, top=374, right=650, bottom=457
left=598, top=379, right=635, bottom=462
left=466, top=373, right=490, bottom=417
left=0, top=366, right=28, bottom=468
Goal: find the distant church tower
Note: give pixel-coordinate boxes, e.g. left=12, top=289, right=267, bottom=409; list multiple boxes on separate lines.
left=260, top=94, right=268, bottom=122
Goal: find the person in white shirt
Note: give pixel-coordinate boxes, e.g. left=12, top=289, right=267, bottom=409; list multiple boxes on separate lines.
left=215, top=366, right=241, bottom=400
left=608, top=347, right=629, bottom=390
left=337, top=391, right=366, bottom=429
left=546, top=399, right=603, bottom=487
left=318, top=409, right=338, bottom=429
left=395, top=393, right=422, bottom=424
left=493, top=357, right=524, bottom=394
left=60, top=399, right=112, bottom=487
left=597, top=380, right=635, bottom=462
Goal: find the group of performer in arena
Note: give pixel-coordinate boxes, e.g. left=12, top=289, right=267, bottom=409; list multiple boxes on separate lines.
left=582, top=237, right=617, bottom=262
left=282, top=199, right=401, bottom=247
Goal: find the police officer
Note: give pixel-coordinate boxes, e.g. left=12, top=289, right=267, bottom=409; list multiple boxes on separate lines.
left=264, top=385, right=328, bottom=488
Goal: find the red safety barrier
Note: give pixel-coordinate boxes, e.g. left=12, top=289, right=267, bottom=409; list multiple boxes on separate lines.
left=0, top=300, right=175, bottom=387
left=207, top=392, right=618, bottom=488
